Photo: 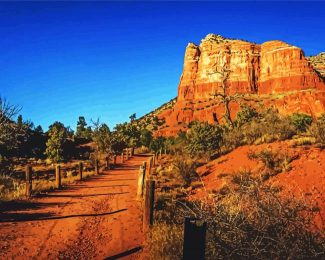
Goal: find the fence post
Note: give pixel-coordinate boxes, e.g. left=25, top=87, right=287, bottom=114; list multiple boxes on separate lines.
left=105, top=156, right=109, bottom=169
left=113, top=155, right=117, bottom=166
left=95, top=159, right=99, bottom=175
left=25, top=165, right=32, bottom=198
left=131, top=147, right=134, bottom=156
left=143, top=180, right=155, bottom=232
left=137, top=166, right=145, bottom=199
left=148, top=157, right=153, bottom=176
left=142, top=161, right=147, bottom=177
left=56, top=164, right=61, bottom=189
left=152, top=154, right=155, bottom=167
left=121, top=152, right=124, bottom=163
left=79, top=162, right=83, bottom=181
left=182, top=218, right=207, bottom=260
left=126, top=149, right=129, bottom=160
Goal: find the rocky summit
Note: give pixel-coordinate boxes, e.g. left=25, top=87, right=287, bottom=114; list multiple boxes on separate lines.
left=155, top=34, right=325, bottom=136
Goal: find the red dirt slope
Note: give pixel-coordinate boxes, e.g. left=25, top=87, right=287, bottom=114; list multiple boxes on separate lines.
left=194, top=142, right=325, bottom=229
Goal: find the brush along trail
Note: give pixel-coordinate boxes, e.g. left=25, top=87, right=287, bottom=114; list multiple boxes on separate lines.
left=0, top=155, right=149, bottom=259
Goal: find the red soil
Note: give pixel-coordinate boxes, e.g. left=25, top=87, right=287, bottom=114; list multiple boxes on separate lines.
left=194, top=142, right=325, bottom=229
left=0, top=155, right=150, bottom=259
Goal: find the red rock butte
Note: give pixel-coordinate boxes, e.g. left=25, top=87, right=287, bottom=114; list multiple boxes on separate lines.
left=156, top=34, right=325, bottom=136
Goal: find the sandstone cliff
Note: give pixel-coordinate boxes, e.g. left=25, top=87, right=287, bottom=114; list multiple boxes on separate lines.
left=155, top=34, right=325, bottom=136
left=307, top=52, right=325, bottom=78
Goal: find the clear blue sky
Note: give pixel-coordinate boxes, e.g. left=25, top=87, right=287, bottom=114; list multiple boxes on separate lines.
left=0, top=1, right=324, bottom=131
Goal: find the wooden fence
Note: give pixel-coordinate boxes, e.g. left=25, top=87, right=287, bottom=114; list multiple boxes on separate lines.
left=136, top=152, right=207, bottom=259
left=24, top=149, right=206, bottom=258
left=23, top=149, right=134, bottom=198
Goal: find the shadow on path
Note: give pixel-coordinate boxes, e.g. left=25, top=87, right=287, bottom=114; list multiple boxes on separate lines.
left=105, top=179, right=136, bottom=182
left=113, top=166, right=139, bottom=170
left=78, top=185, right=130, bottom=189
left=0, top=201, right=73, bottom=213
left=105, top=246, right=143, bottom=260
left=37, top=192, right=129, bottom=198
left=0, top=208, right=127, bottom=223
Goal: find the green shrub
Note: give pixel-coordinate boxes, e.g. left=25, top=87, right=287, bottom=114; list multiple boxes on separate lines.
left=290, top=113, right=313, bottom=132
left=238, top=109, right=296, bottom=145
left=186, top=121, right=223, bottom=158
left=260, top=109, right=296, bottom=141
left=309, top=114, right=325, bottom=146
left=223, top=127, right=245, bottom=149
left=247, top=149, right=297, bottom=179
left=235, top=105, right=259, bottom=127
left=173, top=156, right=197, bottom=187
left=222, top=108, right=297, bottom=149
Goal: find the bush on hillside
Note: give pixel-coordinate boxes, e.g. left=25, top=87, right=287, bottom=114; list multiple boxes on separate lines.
left=247, top=149, right=297, bottom=180
left=309, top=114, right=325, bottom=147
left=186, top=121, right=223, bottom=158
left=290, top=113, right=313, bottom=132
left=149, top=170, right=325, bottom=259
left=235, top=105, right=259, bottom=127
left=223, top=108, right=296, bottom=150
left=172, top=156, right=198, bottom=187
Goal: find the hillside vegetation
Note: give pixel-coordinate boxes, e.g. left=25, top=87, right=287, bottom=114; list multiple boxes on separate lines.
left=134, top=97, right=176, bottom=131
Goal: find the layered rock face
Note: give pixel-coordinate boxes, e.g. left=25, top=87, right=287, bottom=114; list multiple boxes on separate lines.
left=307, top=52, right=325, bottom=77
left=156, top=34, right=325, bottom=136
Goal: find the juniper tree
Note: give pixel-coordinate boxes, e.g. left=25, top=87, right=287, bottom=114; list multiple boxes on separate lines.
left=45, top=122, right=68, bottom=162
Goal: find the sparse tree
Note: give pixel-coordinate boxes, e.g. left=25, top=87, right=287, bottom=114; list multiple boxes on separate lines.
left=209, top=49, right=238, bottom=128
left=0, top=97, right=21, bottom=174
left=150, top=136, right=166, bottom=153
left=17, top=114, right=23, bottom=128
left=75, top=116, right=92, bottom=140
left=140, top=128, right=153, bottom=147
left=129, top=113, right=136, bottom=123
left=0, top=97, right=21, bottom=151
left=114, top=122, right=141, bottom=148
left=45, top=122, right=68, bottom=162
left=210, top=65, right=237, bottom=128
left=92, top=120, right=112, bottom=158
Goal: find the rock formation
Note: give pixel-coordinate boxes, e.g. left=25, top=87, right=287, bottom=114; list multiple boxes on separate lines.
left=155, top=34, right=325, bottom=136
left=307, top=52, right=325, bottom=78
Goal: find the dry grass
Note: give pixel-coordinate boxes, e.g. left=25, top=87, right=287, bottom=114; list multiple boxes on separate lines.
left=146, top=223, right=183, bottom=260
left=147, top=154, right=325, bottom=259
left=0, top=169, right=96, bottom=201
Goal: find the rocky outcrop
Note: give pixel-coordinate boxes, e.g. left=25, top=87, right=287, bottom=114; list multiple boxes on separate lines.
left=155, top=34, right=325, bottom=136
left=307, top=52, right=325, bottom=78
left=178, top=34, right=324, bottom=100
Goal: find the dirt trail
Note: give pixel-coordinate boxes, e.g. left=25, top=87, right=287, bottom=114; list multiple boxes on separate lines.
left=0, top=155, right=148, bottom=259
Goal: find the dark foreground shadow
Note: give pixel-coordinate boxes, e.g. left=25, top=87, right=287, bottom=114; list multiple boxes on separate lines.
left=0, top=200, right=72, bottom=213
left=113, top=166, right=139, bottom=170
left=105, top=179, right=136, bottom=182
left=105, top=246, right=143, bottom=260
left=79, top=185, right=129, bottom=189
left=37, top=192, right=129, bottom=198
left=0, top=208, right=127, bottom=223
left=107, top=173, right=135, bottom=176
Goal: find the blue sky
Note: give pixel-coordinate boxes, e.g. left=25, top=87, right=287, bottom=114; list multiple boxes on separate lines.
left=0, top=1, right=324, bottom=131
